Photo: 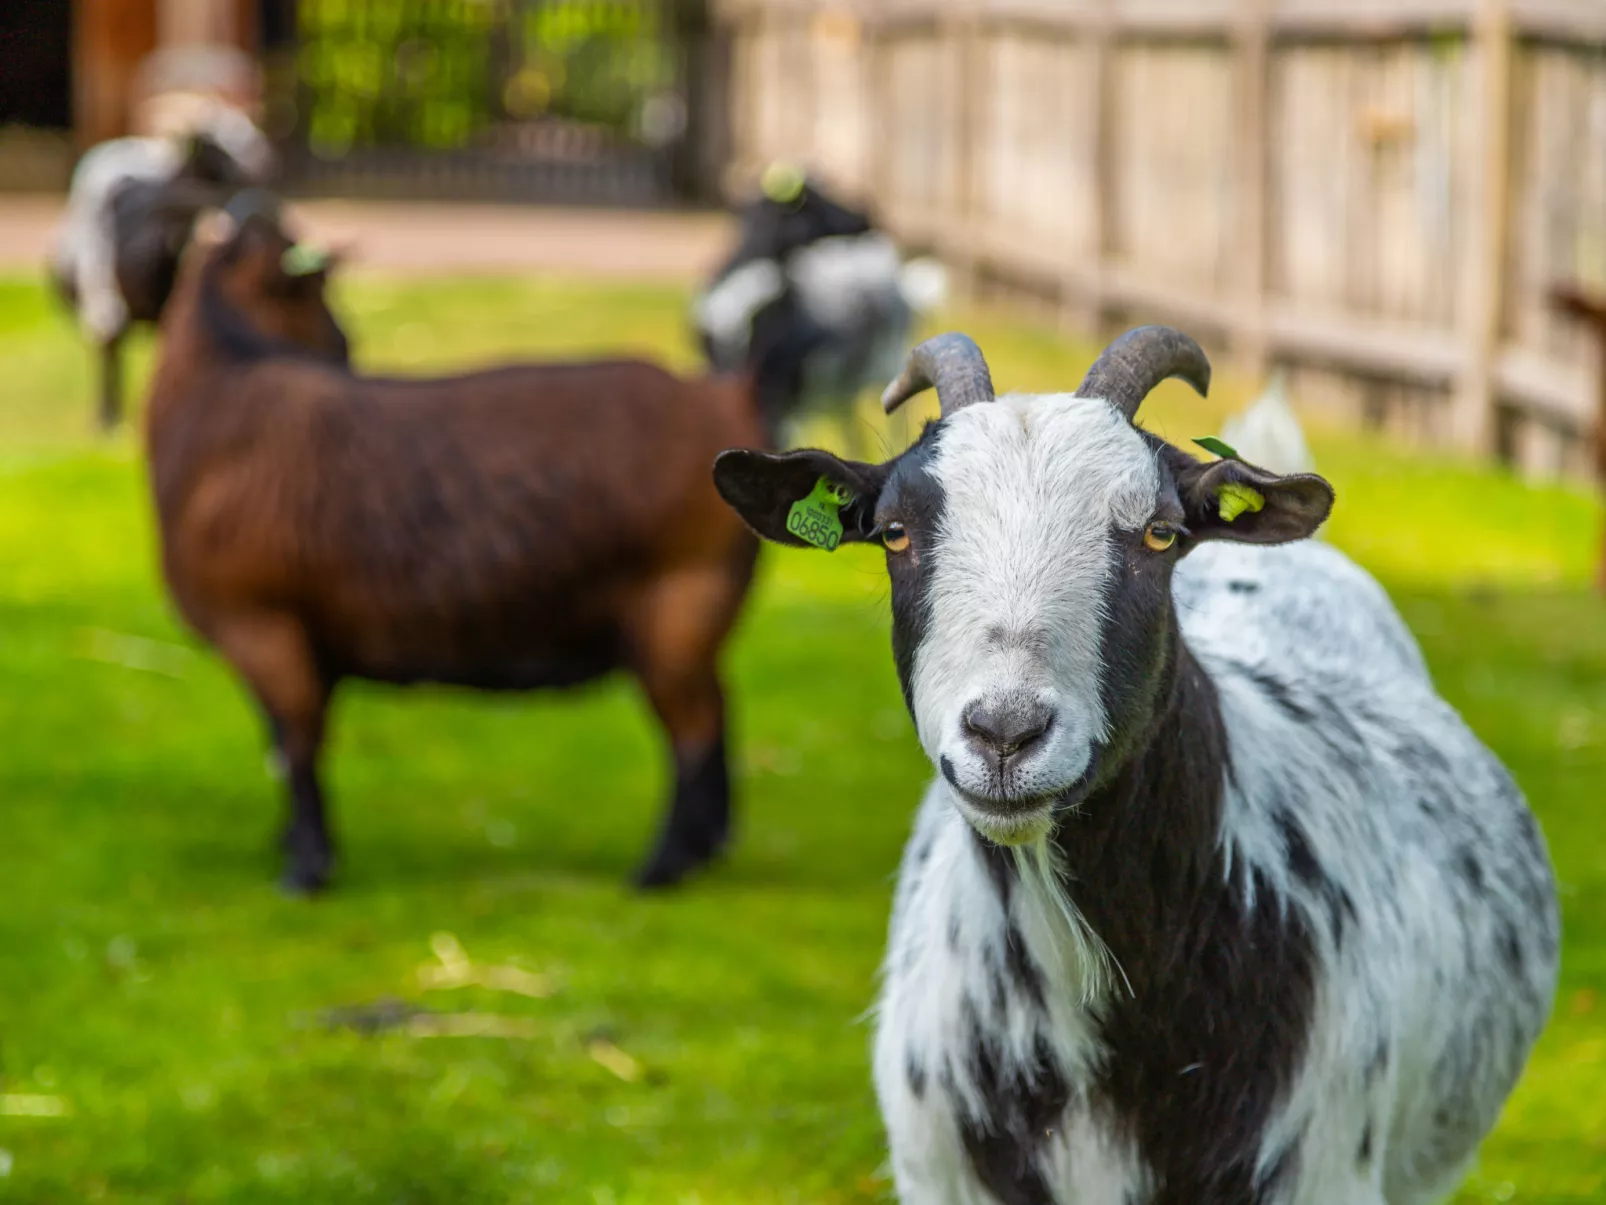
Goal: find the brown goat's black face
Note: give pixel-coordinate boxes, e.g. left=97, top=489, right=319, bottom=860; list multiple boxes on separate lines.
left=209, top=213, right=351, bottom=365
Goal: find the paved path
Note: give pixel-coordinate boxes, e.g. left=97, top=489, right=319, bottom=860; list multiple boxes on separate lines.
left=0, top=195, right=733, bottom=281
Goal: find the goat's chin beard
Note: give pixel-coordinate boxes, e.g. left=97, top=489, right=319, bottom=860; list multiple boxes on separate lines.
left=954, top=795, right=1057, bottom=847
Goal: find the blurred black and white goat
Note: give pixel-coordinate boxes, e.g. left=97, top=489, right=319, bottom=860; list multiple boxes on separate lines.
left=1221, top=368, right=1315, bottom=476
left=715, top=327, right=1558, bottom=1204
left=49, top=99, right=273, bottom=428
left=693, top=164, right=945, bottom=448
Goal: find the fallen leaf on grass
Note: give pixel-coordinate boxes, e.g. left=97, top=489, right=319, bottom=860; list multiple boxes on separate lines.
left=408, top=1013, right=540, bottom=1040
left=587, top=1039, right=644, bottom=1083
left=0, top=1094, right=69, bottom=1118
left=77, top=628, right=194, bottom=679
left=418, top=932, right=553, bottom=998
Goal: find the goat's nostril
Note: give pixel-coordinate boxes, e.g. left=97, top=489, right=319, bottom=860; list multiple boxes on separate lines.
left=963, top=701, right=1053, bottom=759
left=1014, top=708, right=1052, bottom=750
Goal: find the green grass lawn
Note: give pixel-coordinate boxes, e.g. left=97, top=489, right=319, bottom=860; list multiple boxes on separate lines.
left=0, top=272, right=1602, bottom=1203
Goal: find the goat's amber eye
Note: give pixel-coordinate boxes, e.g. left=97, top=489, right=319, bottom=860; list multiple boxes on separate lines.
left=882, top=522, right=911, bottom=553
left=1143, top=523, right=1178, bottom=552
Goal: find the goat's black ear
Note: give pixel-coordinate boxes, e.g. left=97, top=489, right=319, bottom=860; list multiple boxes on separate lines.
left=714, top=447, right=888, bottom=549
left=1173, top=454, right=1333, bottom=546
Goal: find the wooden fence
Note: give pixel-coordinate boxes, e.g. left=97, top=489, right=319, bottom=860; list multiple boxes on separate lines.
left=716, top=0, right=1606, bottom=479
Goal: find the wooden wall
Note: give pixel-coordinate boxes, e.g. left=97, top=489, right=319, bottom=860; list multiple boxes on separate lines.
left=73, top=0, right=159, bottom=146
left=70, top=0, right=260, bottom=146
left=717, top=0, right=1606, bottom=480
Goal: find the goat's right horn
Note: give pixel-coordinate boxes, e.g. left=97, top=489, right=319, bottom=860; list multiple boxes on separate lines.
left=882, top=332, right=995, bottom=417
left=1074, top=325, right=1211, bottom=421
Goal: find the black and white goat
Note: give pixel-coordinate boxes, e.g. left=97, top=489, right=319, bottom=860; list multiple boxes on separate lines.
left=693, top=168, right=945, bottom=445
left=49, top=103, right=273, bottom=428
left=714, top=328, right=1559, bottom=1204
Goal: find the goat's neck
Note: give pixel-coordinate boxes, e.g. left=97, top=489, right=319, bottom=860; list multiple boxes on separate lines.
left=142, top=265, right=271, bottom=521
left=1041, top=621, right=1230, bottom=999
left=143, top=271, right=218, bottom=441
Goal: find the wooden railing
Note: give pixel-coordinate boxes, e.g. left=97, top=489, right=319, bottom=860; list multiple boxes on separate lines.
left=716, top=0, right=1606, bottom=479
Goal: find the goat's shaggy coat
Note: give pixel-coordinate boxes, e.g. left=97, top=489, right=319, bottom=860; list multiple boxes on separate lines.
left=714, top=335, right=1559, bottom=1204
left=694, top=176, right=943, bottom=447
left=50, top=118, right=271, bottom=427
left=147, top=215, right=796, bottom=890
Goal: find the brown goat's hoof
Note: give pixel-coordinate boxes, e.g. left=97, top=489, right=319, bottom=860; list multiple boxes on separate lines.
left=280, top=865, right=333, bottom=897
left=633, top=845, right=718, bottom=891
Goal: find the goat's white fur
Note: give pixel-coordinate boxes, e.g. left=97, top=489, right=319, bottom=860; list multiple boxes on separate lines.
left=50, top=105, right=271, bottom=343
left=874, top=393, right=1558, bottom=1204
left=695, top=232, right=944, bottom=412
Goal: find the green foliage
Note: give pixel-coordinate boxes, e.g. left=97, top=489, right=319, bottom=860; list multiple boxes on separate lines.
left=0, top=276, right=1601, bottom=1201
left=1192, top=435, right=1240, bottom=460
left=292, top=0, right=675, bottom=155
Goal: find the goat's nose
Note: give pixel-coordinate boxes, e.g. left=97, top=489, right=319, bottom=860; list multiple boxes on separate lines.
left=963, top=699, right=1054, bottom=765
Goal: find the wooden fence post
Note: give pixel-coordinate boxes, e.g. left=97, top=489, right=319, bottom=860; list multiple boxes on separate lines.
left=1066, top=1, right=1115, bottom=337
left=73, top=0, right=159, bottom=146
left=1233, top=0, right=1271, bottom=380
left=1455, top=0, right=1515, bottom=455
left=941, top=6, right=982, bottom=299
left=157, top=0, right=238, bottom=46
left=861, top=9, right=891, bottom=222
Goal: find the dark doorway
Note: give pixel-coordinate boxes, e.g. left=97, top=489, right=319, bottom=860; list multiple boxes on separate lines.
left=0, top=0, right=73, bottom=129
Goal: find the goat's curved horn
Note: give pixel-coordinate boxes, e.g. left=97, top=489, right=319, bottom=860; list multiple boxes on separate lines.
left=882, top=332, right=995, bottom=417
left=1074, top=325, right=1212, bottom=420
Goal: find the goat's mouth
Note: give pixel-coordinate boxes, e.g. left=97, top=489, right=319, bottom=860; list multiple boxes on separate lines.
left=941, top=753, right=1101, bottom=843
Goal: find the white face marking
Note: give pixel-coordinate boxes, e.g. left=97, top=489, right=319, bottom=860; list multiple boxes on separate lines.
left=913, top=395, right=1161, bottom=844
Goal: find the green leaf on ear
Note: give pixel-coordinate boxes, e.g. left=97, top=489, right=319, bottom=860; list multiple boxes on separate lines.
left=1194, top=436, right=1239, bottom=460
left=1215, top=481, right=1265, bottom=522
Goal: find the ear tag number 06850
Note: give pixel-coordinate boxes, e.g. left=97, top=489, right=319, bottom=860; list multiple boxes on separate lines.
left=787, top=478, right=850, bottom=551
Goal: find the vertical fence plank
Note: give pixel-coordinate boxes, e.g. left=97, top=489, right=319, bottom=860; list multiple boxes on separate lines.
left=1455, top=0, right=1514, bottom=454
left=1234, top=0, right=1270, bottom=375
left=1065, top=3, right=1115, bottom=330
left=862, top=12, right=890, bottom=211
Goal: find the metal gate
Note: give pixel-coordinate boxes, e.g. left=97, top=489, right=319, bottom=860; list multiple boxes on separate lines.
left=264, top=0, right=718, bottom=206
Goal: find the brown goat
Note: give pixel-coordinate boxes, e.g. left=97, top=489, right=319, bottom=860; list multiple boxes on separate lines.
left=1548, top=283, right=1606, bottom=593
left=146, top=207, right=811, bottom=892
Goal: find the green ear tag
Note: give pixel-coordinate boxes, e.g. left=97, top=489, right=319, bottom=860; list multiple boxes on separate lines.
left=787, top=477, right=850, bottom=550
left=1194, top=436, right=1240, bottom=460
left=1215, top=481, right=1265, bottom=523
left=761, top=161, right=806, bottom=205
left=282, top=243, right=330, bottom=277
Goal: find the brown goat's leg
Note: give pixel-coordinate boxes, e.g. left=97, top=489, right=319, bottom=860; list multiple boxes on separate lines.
left=97, top=336, right=123, bottom=432
left=635, top=668, right=729, bottom=889
left=213, top=613, right=335, bottom=894
left=628, top=567, right=746, bottom=889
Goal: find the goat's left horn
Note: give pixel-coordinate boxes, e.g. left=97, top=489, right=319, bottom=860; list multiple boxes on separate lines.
left=1074, top=326, right=1212, bottom=421
left=882, top=332, right=995, bottom=417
